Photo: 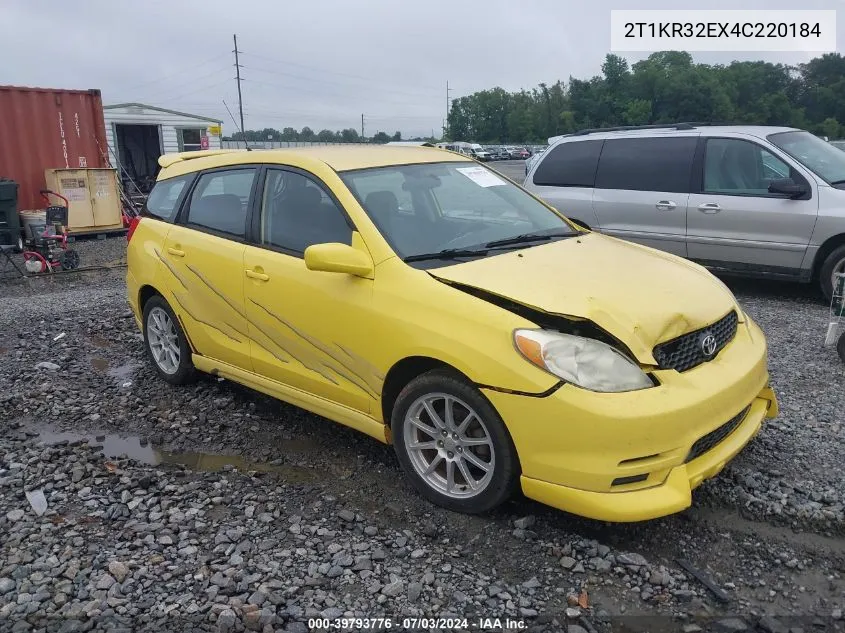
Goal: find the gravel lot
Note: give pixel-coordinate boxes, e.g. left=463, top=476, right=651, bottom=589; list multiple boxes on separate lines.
left=1, top=223, right=844, bottom=632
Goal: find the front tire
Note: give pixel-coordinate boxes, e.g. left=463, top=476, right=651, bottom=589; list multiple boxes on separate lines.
left=142, top=295, right=194, bottom=385
left=819, top=245, right=845, bottom=302
left=391, top=369, right=520, bottom=514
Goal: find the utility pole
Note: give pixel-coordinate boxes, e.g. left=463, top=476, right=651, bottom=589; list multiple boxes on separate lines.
left=361, top=114, right=365, bottom=142
left=233, top=34, right=245, bottom=142
left=445, top=80, right=453, bottom=138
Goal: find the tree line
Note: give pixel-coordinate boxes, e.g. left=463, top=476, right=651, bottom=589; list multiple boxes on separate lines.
left=447, top=51, right=845, bottom=143
left=227, top=128, right=424, bottom=144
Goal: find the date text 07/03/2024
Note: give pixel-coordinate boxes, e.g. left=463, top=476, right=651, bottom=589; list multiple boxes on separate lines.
left=307, top=616, right=528, bottom=630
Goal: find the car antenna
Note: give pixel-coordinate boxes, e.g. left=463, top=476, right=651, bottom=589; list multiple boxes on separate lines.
left=223, top=99, right=251, bottom=151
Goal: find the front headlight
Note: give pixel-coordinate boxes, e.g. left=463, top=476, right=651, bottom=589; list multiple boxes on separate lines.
left=514, top=329, right=653, bottom=392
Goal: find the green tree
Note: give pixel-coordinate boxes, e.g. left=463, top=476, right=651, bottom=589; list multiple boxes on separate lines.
left=391, top=131, right=402, bottom=141
left=317, top=129, right=336, bottom=142
left=820, top=117, right=841, bottom=139
left=340, top=128, right=361, bottom=143
left=372, top=131, right=390, bottom=144
left=299, top=127, right=315, bottom=142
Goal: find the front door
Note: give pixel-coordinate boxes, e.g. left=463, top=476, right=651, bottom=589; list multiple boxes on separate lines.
left=160, top=166, right=258, bottom=370
left=590, top=136, right=697, bottom=257
left=686, top=137, right=818, bottom=273
left=243, top=167, right=377, bottom=413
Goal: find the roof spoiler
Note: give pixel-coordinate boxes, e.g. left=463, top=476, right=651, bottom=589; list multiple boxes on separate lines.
left=158, top=149, right=242, bottom=168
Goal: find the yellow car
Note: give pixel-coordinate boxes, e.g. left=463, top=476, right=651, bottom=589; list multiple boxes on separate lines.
left=126, top=146, right=778, bottom=522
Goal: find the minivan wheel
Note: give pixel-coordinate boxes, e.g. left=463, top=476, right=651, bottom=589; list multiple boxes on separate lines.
left=142, top=295, right=194, bottom=385
left=819, top=245, right=845, bottom=302
left=391, top=369, right=520, bottom=514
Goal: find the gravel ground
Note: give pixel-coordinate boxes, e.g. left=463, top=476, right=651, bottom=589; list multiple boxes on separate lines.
left=1, top=240, right=844, bottom=633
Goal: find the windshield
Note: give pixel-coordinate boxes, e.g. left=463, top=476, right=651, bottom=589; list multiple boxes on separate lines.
left=768, top=130, right=845, bottom=184
left=340, top=161, right=575, bottom=261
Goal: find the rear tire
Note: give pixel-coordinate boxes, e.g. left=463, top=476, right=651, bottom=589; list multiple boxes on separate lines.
left=142, top=295, right=194, bottom=385
left=391, top=369, right=520, bottom=514
left=819, top=245, right=845, bottom=302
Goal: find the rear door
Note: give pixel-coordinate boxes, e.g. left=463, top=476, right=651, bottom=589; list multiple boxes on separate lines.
left=526, top=139, right=603, bottom=229
left=591, top=136, right=698, bottom=256
left=160, top=166, right=258, bottom=371
left=686, top=136, right=818, bottom=273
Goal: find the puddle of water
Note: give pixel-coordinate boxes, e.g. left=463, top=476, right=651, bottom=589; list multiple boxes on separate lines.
left=88, top=335, right=113, bottom=348
left=91, top=358, right=109, bottom=372
left=27, top=425, right=316, bottom=481
left=107, top=362, right=140, bottom=381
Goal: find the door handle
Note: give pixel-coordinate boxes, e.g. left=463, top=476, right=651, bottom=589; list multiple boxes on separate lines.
left=655, top=200, right=676, bottom=211
left=697, top=203, right=722, bottom=214
left=245, top=269, right=270, bottom=281
left=167, top=247, right=185, bottom=257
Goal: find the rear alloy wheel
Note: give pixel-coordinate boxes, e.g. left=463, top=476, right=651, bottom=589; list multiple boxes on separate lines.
left=819, top=245, right=845, bottom=302
left=143, top=296, right=194, bottom=385
left=392, top=369, right=519, bottom=513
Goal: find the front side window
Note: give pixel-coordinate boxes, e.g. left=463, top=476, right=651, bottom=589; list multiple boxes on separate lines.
left=594, top=136, right=697, bottom=193
left=341, top=161, right=575, bottom=261
left=260, top=169, right=351, bottom=253
left=703, top=138, right=792, bottom=195
left=768, top=130, right=845, bottom=185
left=146, top=174, right=192, bottom=221
left=186, top=169, right=256, bottom=238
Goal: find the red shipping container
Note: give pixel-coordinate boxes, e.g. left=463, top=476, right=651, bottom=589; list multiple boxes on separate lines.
left=0, top=85, right=109, bottom=211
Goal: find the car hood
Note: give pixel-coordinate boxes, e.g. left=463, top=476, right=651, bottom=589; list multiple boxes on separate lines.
left=428, top=233, right=741, bottom=364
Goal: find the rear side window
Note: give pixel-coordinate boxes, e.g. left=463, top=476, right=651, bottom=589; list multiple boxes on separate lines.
left=186, top=169, right=257, bottom=238
left=532, top=140, right=603, bottom=187
left=145, top=175, right=192, bottom=221
left=595, top=137, right=697, bottom=193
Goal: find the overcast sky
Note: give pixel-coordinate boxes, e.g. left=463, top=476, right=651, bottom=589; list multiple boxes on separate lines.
left=4, top=0, right=842, bottom=138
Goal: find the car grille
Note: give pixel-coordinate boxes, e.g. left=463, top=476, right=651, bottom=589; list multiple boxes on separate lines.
left=652, top=311, right=738, bottom=372
left=685, top=405, right=750, bottom=464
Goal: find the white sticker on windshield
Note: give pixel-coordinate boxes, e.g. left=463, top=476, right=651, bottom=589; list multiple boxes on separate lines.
left=456, top=166, right=506, bottom=188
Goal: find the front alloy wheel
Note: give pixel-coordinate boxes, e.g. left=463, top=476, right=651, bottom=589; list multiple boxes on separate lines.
left=392, top=370, right=519, bottom=513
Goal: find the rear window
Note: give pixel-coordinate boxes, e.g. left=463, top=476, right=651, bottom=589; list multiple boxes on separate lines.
left=532, top=139, right=603, bottom=187
left=594, top=137, right=697, bottom=193
left=145, top=174, right=192, bottom=221
left=185, top=168, right=256, bottom=238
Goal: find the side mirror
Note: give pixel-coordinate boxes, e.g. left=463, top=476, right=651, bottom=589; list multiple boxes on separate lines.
left=304, top=243, right=373, bottom=278
left=768, top=178, right=807, bottom=199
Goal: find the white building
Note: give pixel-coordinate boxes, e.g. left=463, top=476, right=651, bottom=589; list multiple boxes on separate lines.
left=103, top=103, right=223, bottom=191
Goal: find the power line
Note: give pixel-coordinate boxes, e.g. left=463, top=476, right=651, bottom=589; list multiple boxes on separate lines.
left=120, top=51, right=231, bottom=93
left=133, top=65, right=231, bottom=103
left=239, top=51, right=442, bottom=91
left=243, top=63, right=441, bottom=100
left=243, top=76, right=438, bottom=107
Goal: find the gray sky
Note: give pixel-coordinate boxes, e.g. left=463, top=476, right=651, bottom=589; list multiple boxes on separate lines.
left=4, top=0, right=841, bottom=138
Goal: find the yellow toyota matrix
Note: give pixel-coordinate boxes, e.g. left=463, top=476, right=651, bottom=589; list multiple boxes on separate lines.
left=126, top=146, right=778, bottom=522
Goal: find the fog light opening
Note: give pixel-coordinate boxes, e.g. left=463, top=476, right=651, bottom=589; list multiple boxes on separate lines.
left=611, top=474, right=649, bottom=487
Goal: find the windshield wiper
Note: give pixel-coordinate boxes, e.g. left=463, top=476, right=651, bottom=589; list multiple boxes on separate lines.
left=830, top=179, right=845, bottom=185
left=403, top=248, right=489, bottom=263
left=484, top=230, right=576, bottom=249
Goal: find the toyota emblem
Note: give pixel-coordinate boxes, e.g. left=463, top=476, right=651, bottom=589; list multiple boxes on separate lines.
left=700, top=333, right=718, bottom=358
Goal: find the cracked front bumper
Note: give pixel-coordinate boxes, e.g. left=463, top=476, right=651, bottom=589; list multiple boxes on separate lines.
left=483, top=316, right=777, bottom=522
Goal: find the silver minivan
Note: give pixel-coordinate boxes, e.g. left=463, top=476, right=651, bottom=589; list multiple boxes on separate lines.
left=523, top=124, right=845, bottom=299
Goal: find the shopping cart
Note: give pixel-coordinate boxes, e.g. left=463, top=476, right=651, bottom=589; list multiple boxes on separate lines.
left=824, top=272, right=845, bottom=363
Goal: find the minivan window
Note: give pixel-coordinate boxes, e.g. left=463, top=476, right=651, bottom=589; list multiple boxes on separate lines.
left=704, top=138, right=792, bottom=195
left=594, top=137, right=697, bottom=193
left=186, top=168, right=256, bottom=238
left=532, top=139, right=603, bottom=187
left=768, top=130, right=845, bottom=185
left=145, top=175, right=192, bottom=221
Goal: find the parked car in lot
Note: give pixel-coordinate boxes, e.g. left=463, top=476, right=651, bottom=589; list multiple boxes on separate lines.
left=524, top=123, right=845, bottom=300
left=510, top=147, right=530, bottom=159
left=472, top=148, right=492, bottom=162
left=127, top=145, right=777, bottom=521
left=489, top=147, right=510, bottom=160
